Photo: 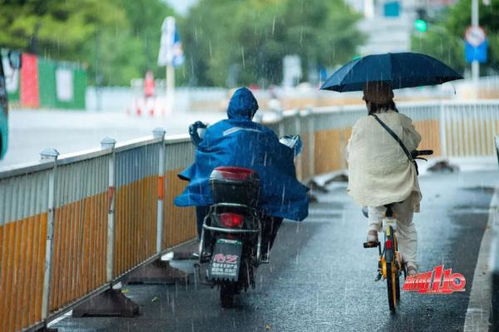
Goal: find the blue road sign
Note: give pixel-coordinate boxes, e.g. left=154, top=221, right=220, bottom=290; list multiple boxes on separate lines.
left=465, top=40, right=488, bottom=63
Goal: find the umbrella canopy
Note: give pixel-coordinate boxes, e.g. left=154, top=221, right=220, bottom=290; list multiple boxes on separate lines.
left=320, top=52, right=463, bottom=92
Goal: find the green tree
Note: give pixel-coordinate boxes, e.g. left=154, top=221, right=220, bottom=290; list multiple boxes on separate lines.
left=0, top=0, right=174, bottom=85
left=179, top=0, right=364, bottom=87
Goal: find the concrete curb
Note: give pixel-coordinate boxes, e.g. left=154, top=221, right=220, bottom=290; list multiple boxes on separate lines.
left=464, top=187, right=499, bottom=332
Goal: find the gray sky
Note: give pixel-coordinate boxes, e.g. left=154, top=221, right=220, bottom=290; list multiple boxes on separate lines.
left=164, top=0, right=199, bottom=16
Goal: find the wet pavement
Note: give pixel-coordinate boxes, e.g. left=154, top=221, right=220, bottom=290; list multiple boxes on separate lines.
left=52, top=170, right=497, bottom=332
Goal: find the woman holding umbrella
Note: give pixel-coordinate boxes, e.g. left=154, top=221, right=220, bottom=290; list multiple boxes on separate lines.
left=321, top=52, right=463, bottom=276
left=346, top=82, right=421, bottom=276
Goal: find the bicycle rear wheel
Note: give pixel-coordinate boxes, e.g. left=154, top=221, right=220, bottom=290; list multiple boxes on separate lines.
left=386, top=261, right=398, bottom=313
left=395, top=268, right=401, bottom=301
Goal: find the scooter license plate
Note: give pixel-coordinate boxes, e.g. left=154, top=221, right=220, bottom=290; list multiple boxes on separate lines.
left=208, top=239, right=243, bottom=281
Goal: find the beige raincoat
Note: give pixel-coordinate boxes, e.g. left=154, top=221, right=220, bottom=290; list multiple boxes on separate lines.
left=346, top=110, right=422, bottom=212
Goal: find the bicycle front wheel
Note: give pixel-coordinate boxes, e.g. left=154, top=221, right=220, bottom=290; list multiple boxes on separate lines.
left=386, top=261, right=398, bottom=313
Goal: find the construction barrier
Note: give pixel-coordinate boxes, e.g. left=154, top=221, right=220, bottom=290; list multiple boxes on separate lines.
left=0, top=100, right=498, bottom=331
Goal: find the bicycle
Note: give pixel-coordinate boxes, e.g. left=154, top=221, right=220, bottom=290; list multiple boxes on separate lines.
left=364, top=204, right=403, bottom=313
left=363, top=149, right=433, bottom=313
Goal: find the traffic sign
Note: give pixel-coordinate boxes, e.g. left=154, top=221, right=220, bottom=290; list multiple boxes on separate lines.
left=465, top=40, right=488, bottom=63
left=465, top=26, right=486, bottom=47
left=158, top=17, right=184, bottom=67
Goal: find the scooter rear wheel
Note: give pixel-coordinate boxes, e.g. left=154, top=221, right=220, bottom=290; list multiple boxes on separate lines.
left=220, top=282, right=237, bottom=308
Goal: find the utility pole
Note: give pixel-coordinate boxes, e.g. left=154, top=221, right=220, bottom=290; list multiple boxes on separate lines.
left=166, top=62, right=174, bottom=117
left=471, top=0, right=479, bottom=95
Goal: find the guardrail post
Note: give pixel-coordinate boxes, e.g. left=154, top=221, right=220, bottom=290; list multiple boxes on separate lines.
left=495, top=136, right=499, bottom=166
left=101, top=137, right=117, bottom=282
left=277, top=109, right=285, bottom=137
left=306, top=108, right=316, bottom=176
left=153, top=128, right=166, bottom=254
left=298, top=109, right=310, bottom=180
left=40, top=148, right=59, bottom=320
left=439, top=101, right=448, bottom=157
left=72, top=137, right=140, bottom=318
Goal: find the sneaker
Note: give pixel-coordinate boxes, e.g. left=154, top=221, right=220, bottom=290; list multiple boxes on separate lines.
left=406, top=265, right=418, bottom=276
left=366, top=230, right=378, bottom=243
left=260, top=252, right=270, bottom=264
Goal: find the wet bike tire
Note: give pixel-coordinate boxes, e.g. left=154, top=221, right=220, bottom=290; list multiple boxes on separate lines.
left=386, top=261, right=397, bottom=313
left=395, top=267, right=401, bottom=301
left=220, top=282, right=236, bottom=308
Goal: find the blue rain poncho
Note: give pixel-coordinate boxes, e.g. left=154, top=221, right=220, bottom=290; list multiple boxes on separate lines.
left=175, top=87, right=309, bottom=221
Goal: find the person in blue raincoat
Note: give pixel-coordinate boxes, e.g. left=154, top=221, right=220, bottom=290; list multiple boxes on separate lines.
left=175, top=87, right=309, bottom=255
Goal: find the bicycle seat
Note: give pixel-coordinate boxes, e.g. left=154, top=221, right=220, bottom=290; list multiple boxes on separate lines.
left=384, top=204, right=394, bottom=217
left=384, top=201, right=403, bottom=218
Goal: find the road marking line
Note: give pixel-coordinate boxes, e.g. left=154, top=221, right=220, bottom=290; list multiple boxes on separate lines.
left=464, top=186, right=498, bottom=332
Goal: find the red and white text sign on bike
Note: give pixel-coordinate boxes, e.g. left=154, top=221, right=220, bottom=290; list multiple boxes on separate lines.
left=403, top=265, right=466, bottom=294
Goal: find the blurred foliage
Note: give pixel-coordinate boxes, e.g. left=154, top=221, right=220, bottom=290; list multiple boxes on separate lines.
left=0, top=0, right=173, bottom=85
left=178, top=0, right=365, bottom=87
left=411, top=0, right=499, bottom=75
left=0, top=0, right=363, bottom=87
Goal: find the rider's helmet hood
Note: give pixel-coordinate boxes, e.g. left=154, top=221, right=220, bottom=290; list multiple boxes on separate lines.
left=227, top=87, right=259, bottom=120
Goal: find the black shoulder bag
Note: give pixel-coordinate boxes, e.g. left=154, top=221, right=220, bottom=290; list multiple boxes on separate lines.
left=370, top=114, right=419, bottom=175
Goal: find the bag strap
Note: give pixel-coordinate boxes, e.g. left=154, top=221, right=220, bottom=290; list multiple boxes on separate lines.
left=370, top=114, right=414, bottom=164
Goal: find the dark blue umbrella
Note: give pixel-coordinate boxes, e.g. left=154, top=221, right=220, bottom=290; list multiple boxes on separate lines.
left=320, top=52, right=463, bottom=92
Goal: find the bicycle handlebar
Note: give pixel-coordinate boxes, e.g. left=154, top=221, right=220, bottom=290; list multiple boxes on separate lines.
left=411, top=150, right=434, bottom=158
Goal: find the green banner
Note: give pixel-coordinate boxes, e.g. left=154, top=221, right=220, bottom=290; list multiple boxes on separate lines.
left=37, top=58, right=87, bottom=110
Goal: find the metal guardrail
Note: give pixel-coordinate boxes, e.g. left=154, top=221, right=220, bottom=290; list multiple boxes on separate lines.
left=492, top=135, right=499, bottom=330
left=0, top=129, right=196, bottom=332
left=1, top=100, right=498, bottom=331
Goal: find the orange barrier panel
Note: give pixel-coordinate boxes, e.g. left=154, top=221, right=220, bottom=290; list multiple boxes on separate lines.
left=0, top=214, right=46, bottom=332
left=163, top=168, right=196, bottom=249
left=313, top=120, right=441, bottom=176
left=414, top=119, right=442, bottom=157
left=299, top=132, right=313, bottom=181
left=114, top=176, right=157, bottom=277
left=49, top=193, right=107, bottom=312
left=314, top=128, right=350, bottom=174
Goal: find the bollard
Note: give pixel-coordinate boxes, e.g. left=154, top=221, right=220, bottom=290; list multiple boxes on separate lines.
left=40, top=148, right=59, bottom=320
left=101, top=137, right=117, bottom=282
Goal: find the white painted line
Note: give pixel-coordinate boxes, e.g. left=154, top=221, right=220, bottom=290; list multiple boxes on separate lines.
left=464, top=187, right=499, bottom=332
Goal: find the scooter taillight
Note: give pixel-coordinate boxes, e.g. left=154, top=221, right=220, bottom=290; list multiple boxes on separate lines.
left=385, top=239, right=393, bottom=249
left=212, top=167, right=256, bottom=181
left=219, top=213, right=244, bottom=228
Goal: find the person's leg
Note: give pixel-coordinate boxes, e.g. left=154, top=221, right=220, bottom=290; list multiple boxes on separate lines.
left=393, top=200, right=417, bottom=271
left=261, top=216, right=283, bottom=259
left=367, top=206, right=385, bottom=241
left=268, top=217, right=283, bottom=250
left=196, top=206, right=210, bottom=239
